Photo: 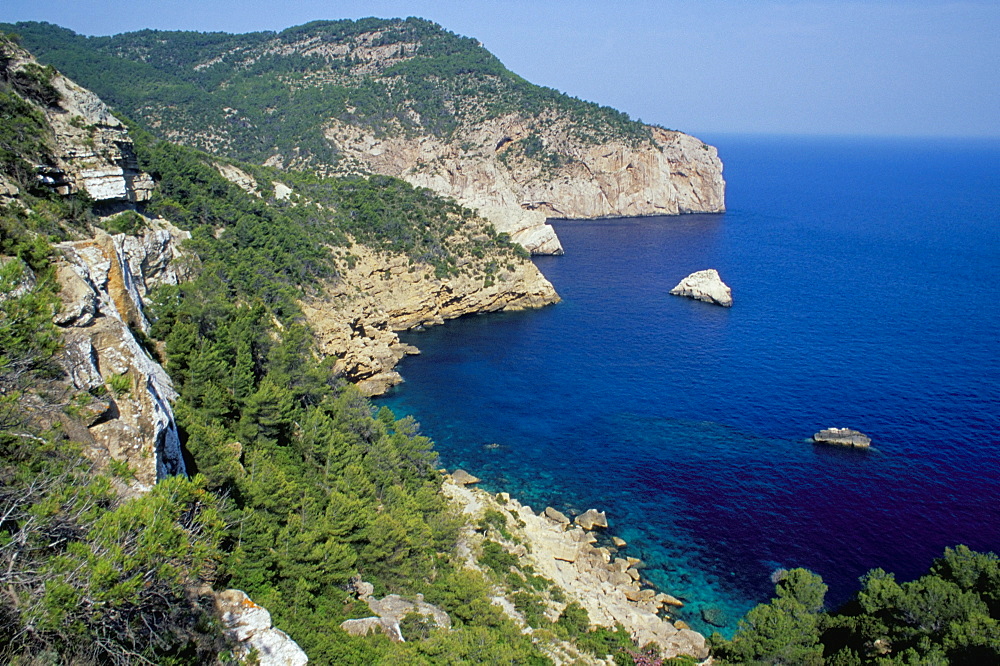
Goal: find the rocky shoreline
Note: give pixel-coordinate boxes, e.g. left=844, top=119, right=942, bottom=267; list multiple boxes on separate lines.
left=301, top=244, right=559, bottom=396
left=443, top=473, right=711, bottom=662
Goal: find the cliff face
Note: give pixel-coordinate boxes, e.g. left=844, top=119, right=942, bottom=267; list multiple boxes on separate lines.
left=327, top=117, right=725, bottom=254
left=53, top=221, right=191, bottom=490
left=301, top=245, right=559, bottom=396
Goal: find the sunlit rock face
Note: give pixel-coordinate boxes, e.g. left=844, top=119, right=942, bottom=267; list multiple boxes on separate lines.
left=325, top=119, right=724, bottom=255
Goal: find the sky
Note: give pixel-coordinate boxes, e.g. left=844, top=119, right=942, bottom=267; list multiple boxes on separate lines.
left=3, top=0, right=998, bottom=138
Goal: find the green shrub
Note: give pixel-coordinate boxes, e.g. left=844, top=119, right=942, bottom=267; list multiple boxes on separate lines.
left=102, top=210, right=147, bottom=235
left=477, top=508, right=512, bottom=540
left=106, top=372, right=131, bottom=397
left=479, top=539, right=518, bottom=575
left=554, top=601, right=590, bottom=638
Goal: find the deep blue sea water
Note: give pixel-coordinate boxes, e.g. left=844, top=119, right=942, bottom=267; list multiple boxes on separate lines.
left=378, top=135, right=1000, bottom=636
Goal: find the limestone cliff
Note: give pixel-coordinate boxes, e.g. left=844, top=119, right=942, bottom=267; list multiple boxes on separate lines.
left=326, top=117, right=724, bottom=254
left=301, top=244, right=559, bottom=396
left=53, top=220, right=191, bottom=490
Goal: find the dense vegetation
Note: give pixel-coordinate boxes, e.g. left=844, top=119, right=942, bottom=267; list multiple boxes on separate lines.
left=0, top=53, right=557, bottom=661
left=711, top=547, right=1000, bottom=665
left=2, top=18, right=653, bottom=169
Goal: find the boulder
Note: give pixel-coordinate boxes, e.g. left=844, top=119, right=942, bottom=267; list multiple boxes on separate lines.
left=544, top=506, right=570, bottom=524
left=341, top=616, right=402, bottom=642
left=351, top=577, right=375, bottom=600
left=551, top=543, right=579, bottom=563
left=574, top=508, right=609, bottom=530
left=669, top=269, right=733, bottom=307
left=612, top=536, right=627, bottom=548
left=813, top=427, right=872, bottom=447
left=657, top=593, right=684, bottom=607
left=625, top=588, right=657, bottom=603
left=451, top=469, right=481, bottom=485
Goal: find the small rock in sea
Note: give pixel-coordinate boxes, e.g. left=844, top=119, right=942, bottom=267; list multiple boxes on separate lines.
left=450, top=469, right=481, bottom=485
left=812, top=427, right=872, bottom=448
left=669, top=269, right=733, bottom=307
left=612, top=536, right=627, bottom=548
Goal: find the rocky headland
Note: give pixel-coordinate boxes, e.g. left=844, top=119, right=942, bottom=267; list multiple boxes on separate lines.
left=10, top=20, right=726, bottom=255
left=300, top=244, right=559, bottom=396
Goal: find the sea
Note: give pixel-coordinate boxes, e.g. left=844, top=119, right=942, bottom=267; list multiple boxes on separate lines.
left=378, top=135, right=1000, bottom=636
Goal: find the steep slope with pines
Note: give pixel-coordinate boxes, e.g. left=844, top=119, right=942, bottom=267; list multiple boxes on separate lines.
left=6, top=18, right=725, bottom=254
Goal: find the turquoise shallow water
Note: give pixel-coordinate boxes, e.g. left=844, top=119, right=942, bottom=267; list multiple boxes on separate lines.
left=378, top=135, right=1000, bottom=636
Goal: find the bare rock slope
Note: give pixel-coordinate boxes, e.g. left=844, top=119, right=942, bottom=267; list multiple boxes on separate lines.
left=327, top=118, right=724, bottom=254
left=54, top=221, right=191, bottom=490
left=444, top=477, right=710, bottom=662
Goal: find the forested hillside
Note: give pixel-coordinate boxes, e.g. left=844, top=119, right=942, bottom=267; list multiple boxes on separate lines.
left=0, top=32, right=576, bottom=663
left=5, top=19, right=650, bottom=169
left=3, top=18, right=725, bottom=258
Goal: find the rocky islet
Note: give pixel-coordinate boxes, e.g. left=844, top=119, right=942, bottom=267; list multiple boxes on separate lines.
left=669, top=269, right=733, bottom=307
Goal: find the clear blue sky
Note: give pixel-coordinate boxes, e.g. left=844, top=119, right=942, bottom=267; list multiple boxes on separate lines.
left=4, top=0, right=998, bottom=138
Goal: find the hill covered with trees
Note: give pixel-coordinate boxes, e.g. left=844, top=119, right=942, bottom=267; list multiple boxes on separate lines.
left=3, top=19, right=726, bottom=255
left=4, top=18, right=650, bottom=168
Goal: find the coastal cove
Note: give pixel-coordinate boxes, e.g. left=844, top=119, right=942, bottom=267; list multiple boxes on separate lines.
left=379, top=135, right=1000, bottom=637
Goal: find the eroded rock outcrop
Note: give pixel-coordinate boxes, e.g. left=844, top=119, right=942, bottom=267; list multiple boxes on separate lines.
left=443, top=477, right=710, bottom=661
left=326, top=118, right=724, bottom=254
left=53, top=219, right=192, bottom=490
left=301, top=245, right=559, bottom=396
left=670, top=269, right=733, bottom=307
left=0, top=40, right=154, bottom=204
left=216, top=589, right=309, bottom=665
left=341, top=581, right=452, bottom=643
